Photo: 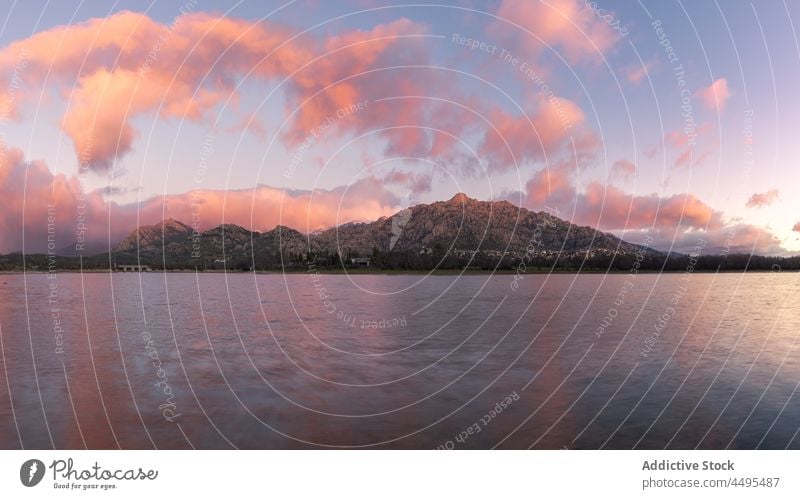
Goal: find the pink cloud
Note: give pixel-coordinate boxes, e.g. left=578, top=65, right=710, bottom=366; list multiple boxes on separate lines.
left=665, top=122, right=717, bottom=168
left=665, top=122, right=715, bottom=149
left=0, top=11, right=315, bottom=170
left=153, top=178, right=399, bottom=234
left=0, top=146, right=120, bottom=254
left=0, top=10, right=603, bottom=182
left=479, top=93, right=594, bottom=170
left=673, top=146, right=714, bottom=168
left=0, top=12, right=439, bottom=171
left=280, top=19, right=432, bottom=149
left=0, top=146, right=400, bottom=253
left=745, top=189, right=779, bottom=208
left=489, top=0, right=620, bottom=64
left=632, top=224, right=784, bottom=255
left=626, top=61, right=655, bottom=84
left=523, top=170, right=786, bottom=253
left=524, top=164, right=576, bottom=208
left=696, top=78, right=730, bottom=112
left=575, top=182, right=724, bottom=231
left=610, top=159, right=635, bottom=179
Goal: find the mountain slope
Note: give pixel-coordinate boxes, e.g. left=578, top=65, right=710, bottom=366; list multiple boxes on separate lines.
left=313, top=193, right=644, bottom=256
left=114, top=219, right=194, bottom=255
left=111, top=194, right=654, bottom=268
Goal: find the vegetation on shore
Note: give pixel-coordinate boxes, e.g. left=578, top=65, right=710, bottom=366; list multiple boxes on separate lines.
left=2, top=250, right=797, bottom=273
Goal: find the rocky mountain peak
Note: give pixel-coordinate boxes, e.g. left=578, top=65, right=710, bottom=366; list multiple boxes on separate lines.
left=112, top=195, right=656, bottom=268
left=162, top=218, right=190, bottom=230
left=447, top=192, right=473, bottom=205
left=114, top=218, right=193, bottom=252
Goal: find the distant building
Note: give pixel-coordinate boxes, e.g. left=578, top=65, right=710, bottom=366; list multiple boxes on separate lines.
left=116, top=264, right=152, bottom=272
left=350, top=257, right=371, bottom=267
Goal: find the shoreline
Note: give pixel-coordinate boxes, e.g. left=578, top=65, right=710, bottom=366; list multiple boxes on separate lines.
left=0, top=268, right=790, bottom=276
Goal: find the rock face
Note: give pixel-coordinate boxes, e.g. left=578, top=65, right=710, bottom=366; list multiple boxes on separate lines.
left=312, top=193, right=644, bottom=256
left=113, top=194, right=653, bottom=268
left=114, top=219, right=194, bottom=254
left=113, top=220, right=312, bottom=268
left=200, top=224, right=254, bottom=258
left=252, top=225, right=309, bottom=257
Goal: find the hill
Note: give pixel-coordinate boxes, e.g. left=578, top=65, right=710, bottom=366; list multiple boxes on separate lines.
left=108, top=193, right=654, bottom=270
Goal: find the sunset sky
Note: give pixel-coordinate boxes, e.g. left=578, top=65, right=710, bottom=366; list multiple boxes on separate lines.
left=1, top=0, right=798, bottom=255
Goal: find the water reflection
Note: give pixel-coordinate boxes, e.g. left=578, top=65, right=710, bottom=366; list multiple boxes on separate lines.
left=0, top=272, right=798, bottom=449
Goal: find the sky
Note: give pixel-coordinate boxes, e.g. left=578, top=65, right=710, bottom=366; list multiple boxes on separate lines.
left=1, top=0, right=799, bottom=255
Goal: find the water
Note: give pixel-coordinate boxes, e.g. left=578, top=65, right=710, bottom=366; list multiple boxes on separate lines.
left=0, top=271, right=798, bottom=449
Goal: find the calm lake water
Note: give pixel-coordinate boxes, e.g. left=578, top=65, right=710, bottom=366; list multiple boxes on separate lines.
left=1, top=272, right=799, bottom=449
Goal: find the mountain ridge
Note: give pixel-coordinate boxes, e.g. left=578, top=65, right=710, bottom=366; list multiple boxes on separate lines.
left=109, top=193, right=655, bottom=270
left=7, top=194, right=799, bottom=272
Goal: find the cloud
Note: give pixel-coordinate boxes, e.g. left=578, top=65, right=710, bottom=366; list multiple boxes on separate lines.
left=745, top=189, right=779, bottom=208
left=665, top=122, right=717, bottom=168
left=280, top=18, right=432, bottom=150
left=625, top=60, right=655, bottom=84
left=519, top=160, right=786, bottom=253
left=524, top=160, right=721, bottom=232
left=0, top=146, right=116, bottom=254
left=0, top=11, right=315, bottom=170
left=489, top=0, right=620, bottom=64
left=610, top=159, right=635, bottom=179
left=793, top=222, right=800, bottom=233
left=92, top=185, right=142, bottom=197
left=623, top=224, right=784, bottom=255
left=479, top=92, right=595, bottom=171
left=1, top=142, right=788, bottom=256
left=0, top=9, right=604, bottom=184
left=673, top=147, right=714, bottom=169
left=0, top=11, right=437, bottom=171
left=380, top=170, right=433, bottom=194
left=709, top=224, right=783, bottom=255
left=665, top=122, right=715, bottom=149
left=152, top=178, right=399, bottom=234
left=524, top=163, right=576, bottom=208
left=574, top=182, right=723, bottom=231
left=696, top=78, right=730, bottom=112
left=0, top=145, right=400, bottom=253
left=61, top=69, right=147, bottom=169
